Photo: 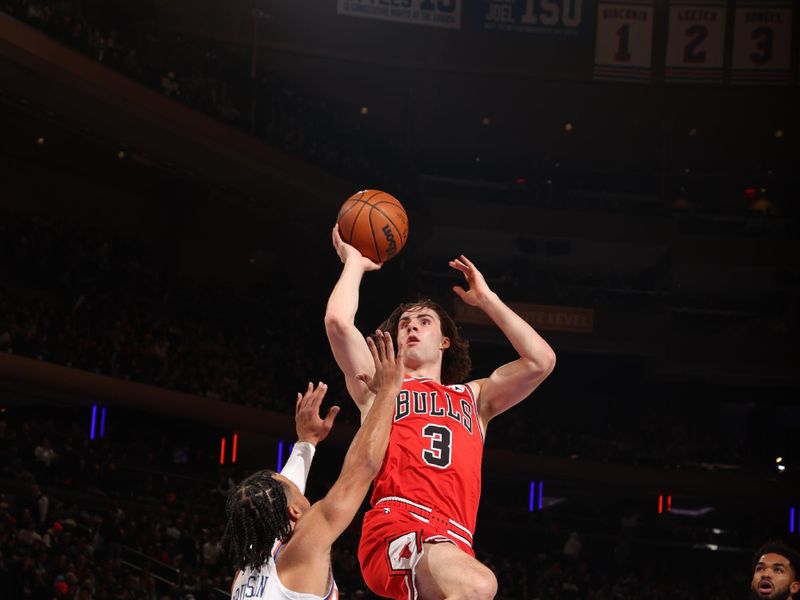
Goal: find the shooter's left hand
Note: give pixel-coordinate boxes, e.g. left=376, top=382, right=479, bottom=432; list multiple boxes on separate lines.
left=449, top=255, right=495, bottom=308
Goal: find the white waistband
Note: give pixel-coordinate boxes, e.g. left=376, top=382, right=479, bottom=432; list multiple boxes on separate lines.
left=375, top=496, right=473, bottom=540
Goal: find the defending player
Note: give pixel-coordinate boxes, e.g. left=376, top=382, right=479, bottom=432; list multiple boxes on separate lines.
left=224, top=331, right=404, bottom=600
left=325, top=226, right=557, bottom=600
left=751, top=542, right=800, bottom=600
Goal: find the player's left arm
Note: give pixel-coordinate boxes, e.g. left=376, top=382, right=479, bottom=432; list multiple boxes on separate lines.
left=450, top=255, right=556, bottom=425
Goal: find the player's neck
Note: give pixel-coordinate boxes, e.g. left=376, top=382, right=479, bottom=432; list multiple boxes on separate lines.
left=405, top=362, right=442, bottom=382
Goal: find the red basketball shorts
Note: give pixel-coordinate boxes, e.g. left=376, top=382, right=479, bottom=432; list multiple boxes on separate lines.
left=357, top=497, right=475, bottom=600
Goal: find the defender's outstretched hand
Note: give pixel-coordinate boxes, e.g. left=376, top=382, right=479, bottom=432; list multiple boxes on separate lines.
left=295, top=382, right=340, bottom=445
left=332, top=224, right=382, bottom=272
left=449, top=255, right=493, bottom=307
left=356, top=330, right=404, bottom=397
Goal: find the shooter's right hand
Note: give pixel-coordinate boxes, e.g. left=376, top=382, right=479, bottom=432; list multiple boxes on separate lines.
left=332, top=224, right=382, bottom=272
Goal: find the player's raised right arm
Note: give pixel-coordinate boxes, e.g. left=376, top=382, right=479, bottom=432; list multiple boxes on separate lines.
left=324, top=225, right=381, bottom=413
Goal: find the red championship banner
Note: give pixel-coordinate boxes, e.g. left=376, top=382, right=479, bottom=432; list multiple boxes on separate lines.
left=455, top=299, right=595, bottom=334
left=665, top=1, right=727, bottom=83
left=731, top=2, right=792, bottom=84
left=593, top=0, right=655, bottom=82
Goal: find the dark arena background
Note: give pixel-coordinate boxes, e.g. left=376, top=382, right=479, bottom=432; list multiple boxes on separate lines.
left=1, top=0, right=798, bottom=598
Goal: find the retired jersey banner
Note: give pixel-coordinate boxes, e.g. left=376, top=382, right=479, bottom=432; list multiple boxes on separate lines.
left=455, top=300, right=595, bottom=334
left=337, top=0, right=462, bottom=29
left=475, top=0, right=594, bottom=37
left=665, top=1, right=727, bottom=83
left=593, top=0, right=655, bottom=82
left=731, top=2, right=792, bottom=84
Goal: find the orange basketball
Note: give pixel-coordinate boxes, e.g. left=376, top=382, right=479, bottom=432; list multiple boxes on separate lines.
left=337, top=189, right=409, bottom=263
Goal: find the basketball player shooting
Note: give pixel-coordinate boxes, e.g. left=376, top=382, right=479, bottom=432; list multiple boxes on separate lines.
left=325, top=225, right=556, bottom=600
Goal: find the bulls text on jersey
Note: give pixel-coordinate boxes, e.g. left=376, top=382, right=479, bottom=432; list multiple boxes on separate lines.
left=394, top=388, right=474, bottom=434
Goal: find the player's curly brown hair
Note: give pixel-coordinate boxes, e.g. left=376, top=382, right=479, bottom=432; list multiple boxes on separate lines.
left=379, top=299, right=471, bottom=385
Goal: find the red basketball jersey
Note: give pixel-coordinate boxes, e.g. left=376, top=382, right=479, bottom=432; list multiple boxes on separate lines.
left=369, top=376, right=484, bottom=536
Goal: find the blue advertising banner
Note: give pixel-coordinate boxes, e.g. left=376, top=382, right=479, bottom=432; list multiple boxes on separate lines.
left=475, top=0, right=595, bottom=37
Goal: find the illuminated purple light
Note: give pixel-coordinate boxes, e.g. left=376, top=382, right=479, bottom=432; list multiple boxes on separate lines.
left=791, top=507, right=796, bottom=534
left=529, top=481, right=536, bottom=512
left=538, top=481, right=544, bottom=510
left=100, top=407, right=107, bottom=438
left=277, top=440, right=284, bottom=471
left=90, top=404, right=97, bottom=440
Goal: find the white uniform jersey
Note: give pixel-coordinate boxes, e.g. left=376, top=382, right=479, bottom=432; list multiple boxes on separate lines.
left=230, top=442, right=337, bottom=600
left=231, top=544, right=338, bottom=600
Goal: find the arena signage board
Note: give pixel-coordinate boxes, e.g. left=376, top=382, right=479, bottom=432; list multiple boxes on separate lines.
left=337, top=0, right=462, bottom=29
left=475, top=0, right=595, bottom=37
left=455, top=299, right=595, bottom=334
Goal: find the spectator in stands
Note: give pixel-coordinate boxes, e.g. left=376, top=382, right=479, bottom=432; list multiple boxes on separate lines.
left=34, top=437, right=57, bottom=468
left=160, top=71, right=180, bottom=98
left=563, top=531, right=582, bottom=560
left=28, top=484, right=49, bottom=527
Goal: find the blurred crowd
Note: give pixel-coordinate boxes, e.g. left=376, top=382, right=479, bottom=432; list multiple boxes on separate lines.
left=497, top=404, right=745, bottom=469
left=0, top=407, right=751, bottom=600
left=2, top=0, right=413, bottom=200
left=0, top=212, right=345, bottom=418
left=0, top=405, right=373, bottom=599
left=0, top=212, right=750, bottom=468
left=5, top=0, right=792, bottom=224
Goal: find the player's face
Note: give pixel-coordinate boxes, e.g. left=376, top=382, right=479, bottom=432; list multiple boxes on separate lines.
left=272, top=473, right=311, bottom=514
left=396, top=307, right=450, bottom=368
left=751, top=554, right=800, bottom=600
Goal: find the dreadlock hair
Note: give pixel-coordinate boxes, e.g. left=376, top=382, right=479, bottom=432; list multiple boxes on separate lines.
left=379, top=299, right=471, bottom=385
left=222, top=470, right=292, bottom=572
left=753, top=541, right=800, bottom=580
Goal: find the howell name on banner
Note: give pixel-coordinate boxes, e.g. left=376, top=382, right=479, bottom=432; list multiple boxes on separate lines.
left=455, top=299, right=594, bottom=334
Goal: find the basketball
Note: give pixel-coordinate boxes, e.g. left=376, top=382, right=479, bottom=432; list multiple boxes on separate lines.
left=337, top=189, right=409, bottom=263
